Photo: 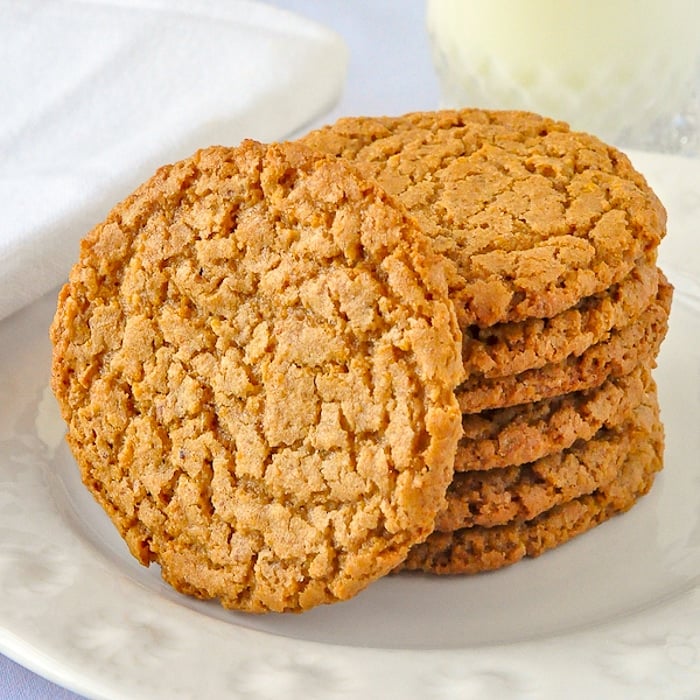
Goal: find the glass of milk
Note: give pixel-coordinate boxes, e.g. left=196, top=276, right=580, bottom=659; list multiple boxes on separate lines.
left=426, top=0, right=700, bottom=154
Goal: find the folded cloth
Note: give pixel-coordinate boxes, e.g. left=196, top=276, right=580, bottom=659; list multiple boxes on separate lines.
left=0, top=0, right=347, bottom=321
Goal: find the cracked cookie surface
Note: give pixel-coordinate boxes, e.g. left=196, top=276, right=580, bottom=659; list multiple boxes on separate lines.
left=300, top=109, right=667, bottom=327
left=50, top=140, right=464, bottom=613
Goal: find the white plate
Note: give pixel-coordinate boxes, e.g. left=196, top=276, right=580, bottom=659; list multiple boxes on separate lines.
left=0, top=151, right=699, bottom=700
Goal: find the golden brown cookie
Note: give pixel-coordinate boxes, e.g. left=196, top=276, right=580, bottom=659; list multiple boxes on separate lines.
left=50, top=140, right=464, bottom=613
left=457, top=275, right=672, bottom=414
left=456, top=364, right=650, bottom=471
left=462, top=258, right=659, bottom=379
left=437, top=379, right=657, bottom=531
left=398, top=391, right=663, bottom=575
left=299, top=109, right=667, bottom=327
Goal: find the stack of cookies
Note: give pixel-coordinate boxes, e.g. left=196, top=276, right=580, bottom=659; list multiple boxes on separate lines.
left=50, top=109, right=671, bottom=613
left=50, top=140, right=465, bottom=613
left=300, top=109, right=671, bottom=575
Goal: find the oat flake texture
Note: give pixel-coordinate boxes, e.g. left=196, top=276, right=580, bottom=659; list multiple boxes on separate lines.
left=50, top=140, right=463, bottom=613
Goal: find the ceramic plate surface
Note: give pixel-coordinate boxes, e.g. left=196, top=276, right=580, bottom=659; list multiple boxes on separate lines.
left=0, top=151, right=699, bottom=699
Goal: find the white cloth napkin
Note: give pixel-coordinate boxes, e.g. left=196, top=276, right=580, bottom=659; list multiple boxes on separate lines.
left=0, top=0, right=347, bottom=321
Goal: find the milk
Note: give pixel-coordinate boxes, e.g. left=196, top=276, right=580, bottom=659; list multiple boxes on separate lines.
left=427, top=0, right=700, bottom=150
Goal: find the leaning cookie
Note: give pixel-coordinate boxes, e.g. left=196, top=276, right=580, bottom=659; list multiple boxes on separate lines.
left=50, top=140, right=464, bottom=613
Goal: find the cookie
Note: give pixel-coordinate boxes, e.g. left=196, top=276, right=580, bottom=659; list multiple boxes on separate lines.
left=398, top=394, right=664, bottom=575
left=299, top=109, right=667, bottom=327
left=457, top=274, right=671, bottom=414
left=462, top=257, right=659, bottom=379
left=437, top=380, right=656, bottom=531
left=50, top=140, right=464, bottom=613
left=456, top=364, right=650, bottom=471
